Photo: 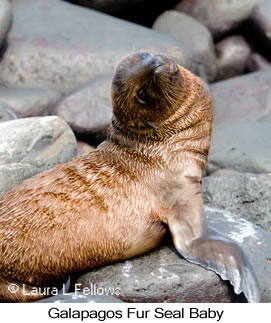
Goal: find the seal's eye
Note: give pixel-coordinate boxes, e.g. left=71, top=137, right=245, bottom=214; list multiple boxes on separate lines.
left=136, top=88, right=147, bottom=105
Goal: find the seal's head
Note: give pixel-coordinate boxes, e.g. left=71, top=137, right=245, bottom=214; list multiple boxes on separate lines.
left=111, top=51, right=184, bottom=134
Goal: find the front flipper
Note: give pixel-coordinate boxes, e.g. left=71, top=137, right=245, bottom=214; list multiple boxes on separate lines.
left=175, top=226, right=260, bottom=303
left=166, top=171, right=260, bottom=303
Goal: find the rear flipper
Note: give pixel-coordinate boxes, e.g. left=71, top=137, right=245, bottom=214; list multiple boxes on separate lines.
left=175, top=226, right=260, bottom=303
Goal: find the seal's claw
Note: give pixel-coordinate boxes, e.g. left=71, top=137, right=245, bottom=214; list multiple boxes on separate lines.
left=176, top=227, right=261, bottom=303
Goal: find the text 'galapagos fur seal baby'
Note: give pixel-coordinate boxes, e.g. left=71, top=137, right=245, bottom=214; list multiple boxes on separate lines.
left=0, top=51, right=260, bottom=302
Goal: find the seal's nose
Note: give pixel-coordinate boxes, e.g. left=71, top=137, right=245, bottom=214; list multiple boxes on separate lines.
left=149, top=54, right=178, bottom=75
left=127, top=52, right=179, bottom=82
left=150, top=55, right=165, bottom=71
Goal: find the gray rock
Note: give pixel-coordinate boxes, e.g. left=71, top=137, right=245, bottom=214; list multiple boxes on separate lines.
left=209, top=169, right=239, bottom=177
left=176, top=0, right=266, bottom=38
left=52, top=76, right=112, bottom=138
left=153, top=10, right=216, bottom=81
left=251, top=1, right=271, bottom=53
left=37, top=293, right=123, bottom=303
left=210, top=70, right=271, bottom=124
left=0, top=0, right=201, bottom=94
left=76, top=244, right=234, bottom=303
left=0, top=87, right=61, bottom=118
left=0, top=116, right=77, bottom=196
left=76, top=207, right=271, bottom=302
left=216, top=36, right=251, bottom=81
left=208, top=121, right=271, bottom=173
left=203, top=174, right=271, bottom=232
left=0, top=0, right=12, bottom=46
left=0, top=102, right=17, bottom=122
left=247, top=53, right=271, bottom=72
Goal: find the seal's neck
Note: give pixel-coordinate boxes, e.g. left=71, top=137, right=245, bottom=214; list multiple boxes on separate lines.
left=106, top=115, right=212, bottom=172
left=106, top=119, right=164, bottom=153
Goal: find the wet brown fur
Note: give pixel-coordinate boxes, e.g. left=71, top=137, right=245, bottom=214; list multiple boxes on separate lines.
left=0, top=51, right=213, bottom=302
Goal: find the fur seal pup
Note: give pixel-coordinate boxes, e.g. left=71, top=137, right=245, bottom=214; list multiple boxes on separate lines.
left=0, top=51, right=260, bottom=302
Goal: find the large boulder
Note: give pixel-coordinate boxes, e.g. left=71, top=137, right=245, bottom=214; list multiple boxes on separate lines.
left=176, top=0, right=266, bottom=38
left=76, top=207, right=271, bottom=302
left=0, top=0, right=12, bottom=46
left=0, top=0, right=203, bottom=94
left=215, top=36, right=251, bottom=81
left=210, top=70, right=271, bottom=124
left=153, top=10, right=216, bottom=81
left=51, top=76, right=112, bottom=141
left=0, top=87, right=61, bottom=118
left=0, top=116, right=77, bottom=196
left=203, top=174, right=271, bottom=232
left=208, top=121, right=271, bottom=173
left=76, top=244, right=234, bottom=303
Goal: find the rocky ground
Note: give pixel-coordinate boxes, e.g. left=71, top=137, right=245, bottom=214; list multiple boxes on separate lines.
left=0, top=0, right=271, bottom=303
